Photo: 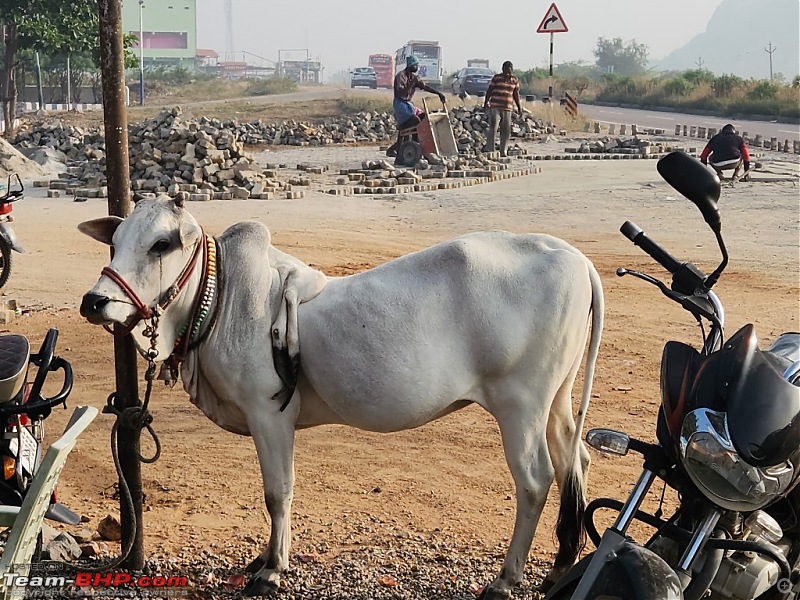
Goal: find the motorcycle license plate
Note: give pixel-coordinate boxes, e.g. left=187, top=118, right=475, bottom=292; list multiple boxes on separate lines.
left=8, top=427, right=39, bottom=476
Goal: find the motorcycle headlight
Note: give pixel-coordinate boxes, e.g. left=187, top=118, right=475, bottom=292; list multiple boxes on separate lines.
left=680, top=408, right=794, bottom=511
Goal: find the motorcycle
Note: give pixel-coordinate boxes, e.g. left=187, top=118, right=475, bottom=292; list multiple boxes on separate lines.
left=545, top=151, right=800, bottom=600
left=0, top=173, right=25, bottom=290
left=0, top=328, right=80, bottom=526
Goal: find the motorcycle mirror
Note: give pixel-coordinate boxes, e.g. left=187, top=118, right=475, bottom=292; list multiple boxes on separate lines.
left=586, top=428, right=631, bottom=456
left=657, top=152, right=722, bottom=232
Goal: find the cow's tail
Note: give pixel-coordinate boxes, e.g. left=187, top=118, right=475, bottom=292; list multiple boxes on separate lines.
left=553, top=257, right=604, bottom=573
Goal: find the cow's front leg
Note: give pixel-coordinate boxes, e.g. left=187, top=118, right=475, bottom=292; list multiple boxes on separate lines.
left=242, top=410, right=296, bottom=596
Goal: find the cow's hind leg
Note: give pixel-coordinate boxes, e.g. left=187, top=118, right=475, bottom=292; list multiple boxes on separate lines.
left=242, top=411, right=296, bottom=597
left=539, top=349, right=591, bottom=592
left=480, top=402, right=554, bottom=600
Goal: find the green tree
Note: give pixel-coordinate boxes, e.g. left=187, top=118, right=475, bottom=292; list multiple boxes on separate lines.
left=1, top=0, right=99, bottom=136
left=713, top=73, right=743, bottom=98
left=593, top=37, right=649, bottom=77
left=682, top=69, right=715, bottom=85
left=748, top=80, right=780, bottom=100
left=663, top=76, right=695, bottom=97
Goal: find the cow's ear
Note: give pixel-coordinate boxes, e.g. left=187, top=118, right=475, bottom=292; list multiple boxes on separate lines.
left=78, top=216, right=124, bottom=245
left=179, top=219, right=201, bottom=248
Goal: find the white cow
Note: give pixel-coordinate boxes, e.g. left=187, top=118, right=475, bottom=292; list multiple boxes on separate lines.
left=79, top=195, right=603, bottom=599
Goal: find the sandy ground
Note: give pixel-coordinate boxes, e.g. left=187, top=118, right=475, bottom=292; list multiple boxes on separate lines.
left=2, top=139, right=798, bottom=596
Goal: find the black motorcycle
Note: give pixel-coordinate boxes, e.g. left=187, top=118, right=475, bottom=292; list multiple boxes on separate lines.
left=545, top=152, right=800, bottom=600
left=0, top=328, right=79, bottom=525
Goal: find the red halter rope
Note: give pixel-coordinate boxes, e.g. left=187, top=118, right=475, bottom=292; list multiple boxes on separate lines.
left=101, top=231, right=206, bottom=336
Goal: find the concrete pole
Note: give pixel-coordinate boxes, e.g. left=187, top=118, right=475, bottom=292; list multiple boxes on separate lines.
left=34, top=52, right=44, bottom=108
left=98, top=0, right=144, bottom=571
left=139, top=0, right=145, bottom=105
left=66, top=53, right=71, bottom=106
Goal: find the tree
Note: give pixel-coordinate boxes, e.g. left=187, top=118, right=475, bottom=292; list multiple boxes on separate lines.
left=1, top=0, right=99, bottom=136
left=593, top=37, right=649, bottom=77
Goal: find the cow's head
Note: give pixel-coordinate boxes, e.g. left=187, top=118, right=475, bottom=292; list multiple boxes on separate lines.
left=79, top=194, right=203, bottom=360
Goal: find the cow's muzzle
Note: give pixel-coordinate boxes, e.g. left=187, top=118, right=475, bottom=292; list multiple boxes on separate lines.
left=80, top=293, right=112, bottom=323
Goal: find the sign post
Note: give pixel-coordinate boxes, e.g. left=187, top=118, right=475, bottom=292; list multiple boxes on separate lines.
left=536, top=3, right=568, bottom=101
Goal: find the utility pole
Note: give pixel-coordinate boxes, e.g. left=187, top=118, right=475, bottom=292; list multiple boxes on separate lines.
left=139, top=0, right=145, bottom=105
left=695, top=56, right=704, bottom=70
left=97, top=0, right=144, bottom=571
left=764, top=42, right=776, bottom=80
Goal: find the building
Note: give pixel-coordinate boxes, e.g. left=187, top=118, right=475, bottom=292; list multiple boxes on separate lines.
left=122, top=0, right=197, bottom=68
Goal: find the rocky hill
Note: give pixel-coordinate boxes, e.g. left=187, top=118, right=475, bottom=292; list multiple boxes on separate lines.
left=658, top=0, right=799, bottom=79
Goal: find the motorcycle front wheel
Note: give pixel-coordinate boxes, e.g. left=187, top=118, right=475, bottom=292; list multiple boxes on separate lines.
left=0, top=237, right=11, bottom=289
left=545, top=556, right=636, bottom=600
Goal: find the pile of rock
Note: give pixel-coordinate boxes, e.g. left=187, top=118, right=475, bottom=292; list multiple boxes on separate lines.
left=236, top=113, right=397, bottom=146
left=38, top=108, right=295, bottom=200
left=14, top=107, right=553, bottom=199
left=565, top=136, right=697, bottom=157
left=449, top=107, right=548, bottom=154
left=325, top=151, right=539, bottom=196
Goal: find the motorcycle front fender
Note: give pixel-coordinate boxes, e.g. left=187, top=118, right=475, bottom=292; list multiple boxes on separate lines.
left=546, top=530, right=683, bottom=599
left=0, top=222, right=24, bottom=253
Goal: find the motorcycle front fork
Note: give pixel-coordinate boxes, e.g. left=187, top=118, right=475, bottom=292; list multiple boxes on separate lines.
left=574, top=468, right=721, bottom=597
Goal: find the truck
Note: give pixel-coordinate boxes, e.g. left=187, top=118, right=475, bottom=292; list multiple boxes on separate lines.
left=395, top=40, right=443, bottom=91
left=467, top=58, right=490, bottom=69
left=368, top=54, right=395, bottom=89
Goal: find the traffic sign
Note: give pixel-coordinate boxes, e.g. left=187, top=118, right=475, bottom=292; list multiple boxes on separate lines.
left=537, top=3, right=568, bottom=33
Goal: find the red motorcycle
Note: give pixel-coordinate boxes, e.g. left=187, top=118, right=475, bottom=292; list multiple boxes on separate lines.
left=0, top=173, right=25, bottom=290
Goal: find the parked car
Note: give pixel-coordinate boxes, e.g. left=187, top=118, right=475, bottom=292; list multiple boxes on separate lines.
left=451, top=67, right=494, bottom=97
left=351, top=67, right=378, bottom=89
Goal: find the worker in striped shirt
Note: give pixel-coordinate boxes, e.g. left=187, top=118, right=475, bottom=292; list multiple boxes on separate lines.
left=483, top=61, right=523, bottom=157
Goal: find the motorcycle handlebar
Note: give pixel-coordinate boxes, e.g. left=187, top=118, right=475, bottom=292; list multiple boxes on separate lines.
left=621, top=221, right=682, bottom=274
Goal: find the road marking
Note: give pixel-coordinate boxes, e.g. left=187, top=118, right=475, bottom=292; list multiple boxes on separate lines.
left=778, top=129, right=799, bottom=134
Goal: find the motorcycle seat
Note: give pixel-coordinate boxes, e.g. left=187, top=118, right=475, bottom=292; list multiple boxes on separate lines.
left=0, top=334, right=29, bottom=404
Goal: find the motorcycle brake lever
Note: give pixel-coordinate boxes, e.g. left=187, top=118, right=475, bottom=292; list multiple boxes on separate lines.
left=617, top=268, right=684, bottom=303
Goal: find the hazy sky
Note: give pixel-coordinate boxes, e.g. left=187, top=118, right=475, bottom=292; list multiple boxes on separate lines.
left=196, top=0, right=725, bottom=77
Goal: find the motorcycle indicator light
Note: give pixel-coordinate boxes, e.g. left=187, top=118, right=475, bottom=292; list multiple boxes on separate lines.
left=586, top=428, right=630, bottom=456
left=19, top=414, right=28, bottom=426
left=2, top=455, right=14, bottom=480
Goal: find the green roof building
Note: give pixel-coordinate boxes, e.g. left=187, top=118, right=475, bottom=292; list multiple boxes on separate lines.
left=122, top=0, right=197, bottom=67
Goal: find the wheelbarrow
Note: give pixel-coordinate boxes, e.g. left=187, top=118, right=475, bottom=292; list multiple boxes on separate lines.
left=395, top=97, right=458, bottom=167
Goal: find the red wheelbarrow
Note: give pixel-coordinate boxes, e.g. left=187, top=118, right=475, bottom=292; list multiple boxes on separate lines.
left=395, top=98, right=459, bottom=167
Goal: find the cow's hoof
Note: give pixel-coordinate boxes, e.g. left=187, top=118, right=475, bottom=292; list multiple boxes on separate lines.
left=478, top=586, right=512, bottom=600
left=243, top=575, right=279, bottom=596
left=244, top=555, right=266, bottom=573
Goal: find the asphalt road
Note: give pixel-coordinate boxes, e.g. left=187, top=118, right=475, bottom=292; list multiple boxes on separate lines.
left=578, top=103, right=800, bottom=142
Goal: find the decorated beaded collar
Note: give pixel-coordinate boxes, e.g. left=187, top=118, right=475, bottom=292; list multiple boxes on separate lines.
left=172, top=235, right=218, bottom=357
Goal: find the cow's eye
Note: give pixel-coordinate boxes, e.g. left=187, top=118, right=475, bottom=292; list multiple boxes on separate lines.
left=150, top=240, right=171, bottom=254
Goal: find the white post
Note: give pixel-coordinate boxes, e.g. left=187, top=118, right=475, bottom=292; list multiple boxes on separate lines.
left=66, top=53, right=72, bottom=107
left=548, top=32, right=554, bottom=101
left=139, top=0, right=145, bottom=105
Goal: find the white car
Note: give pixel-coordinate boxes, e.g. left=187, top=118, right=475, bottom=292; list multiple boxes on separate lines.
left=351, top=67, right=378, bottom=89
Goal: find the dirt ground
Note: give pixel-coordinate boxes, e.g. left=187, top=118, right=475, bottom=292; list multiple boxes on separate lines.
left=2, top=138, right=798, bottom=595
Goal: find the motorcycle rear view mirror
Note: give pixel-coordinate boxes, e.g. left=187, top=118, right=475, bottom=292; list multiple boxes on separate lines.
left=657, top=152, right=722, bottom=232
left=586, top=428, right=630, bottom=456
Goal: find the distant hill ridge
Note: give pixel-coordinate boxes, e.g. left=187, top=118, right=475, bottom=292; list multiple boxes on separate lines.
left=658, top=0, right=799, bottom=79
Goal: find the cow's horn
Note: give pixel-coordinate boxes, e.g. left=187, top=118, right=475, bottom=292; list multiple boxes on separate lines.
left=174, top=191, right=188, bottom=207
